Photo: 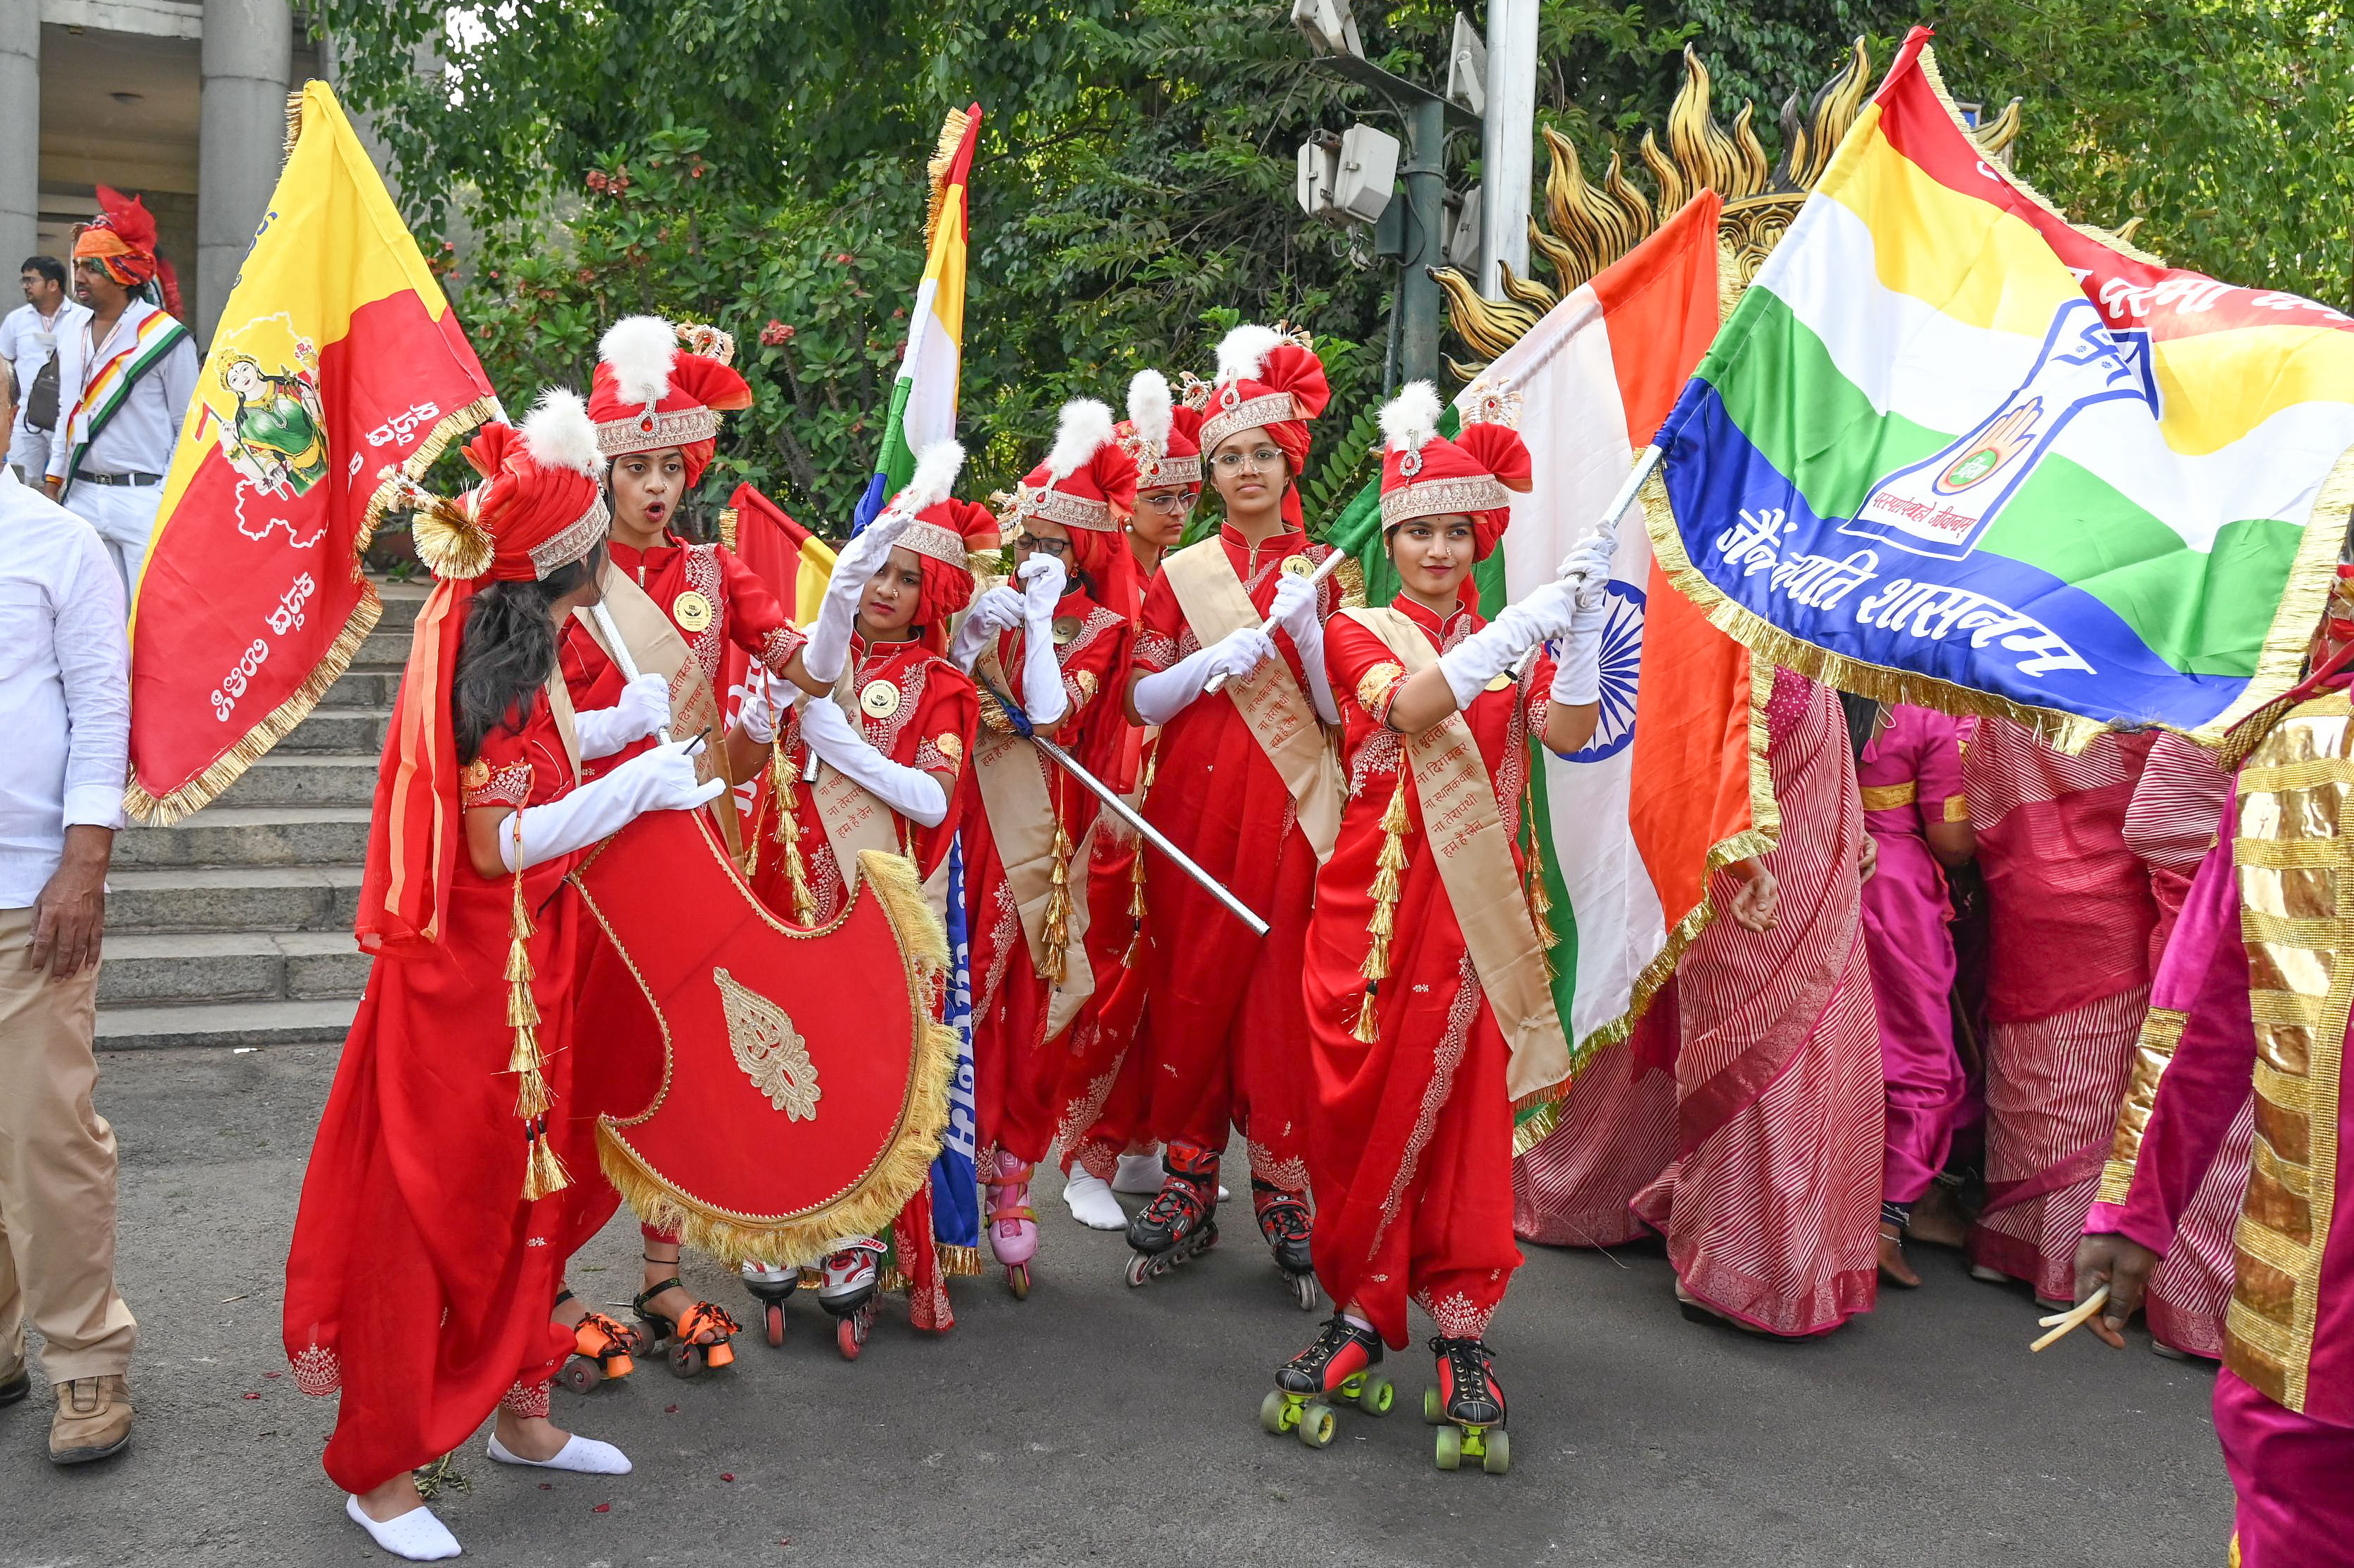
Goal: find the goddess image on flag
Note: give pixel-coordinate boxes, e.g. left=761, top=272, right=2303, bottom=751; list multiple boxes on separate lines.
left=213, top=347, right=331, bottom=499
left=1649, top=27, right=2354, bottom=747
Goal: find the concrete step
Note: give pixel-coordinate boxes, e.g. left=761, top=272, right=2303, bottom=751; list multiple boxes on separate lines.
left=107, top=865, right=364, bottom=934
left=116, top=806, right=371, bottom=869
left=96, top=996, right=358, bottom=1051
left=215, top=756, right=378, bottom=809
left=273, top=706, right=392, bottom=755
left=98, top=931, right=369, bottom=1006
left=353, top=629, right=413, bottom=669
left=374, top=583, right=425, bottom=631
left=323, top=664, right=401, bottom=707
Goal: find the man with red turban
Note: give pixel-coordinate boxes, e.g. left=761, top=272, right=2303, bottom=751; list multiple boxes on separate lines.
left=1121, top=323, right=1342, bottom=1306
left=49, top=188, right=195, bottom=596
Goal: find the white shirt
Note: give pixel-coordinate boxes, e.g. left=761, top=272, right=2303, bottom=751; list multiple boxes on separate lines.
left=0, top=464, right=129, bottom=906
left=49, top=297, right=197, bottom=482
left=0, top=297, right=90, bottom=446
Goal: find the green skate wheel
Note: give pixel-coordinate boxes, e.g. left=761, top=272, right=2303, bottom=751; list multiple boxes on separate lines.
left=1297, top=1401, right=1337, bottom=1450
left=1481, top=1429, right=1511, bottom=1475
left=1434, top=1425, right=1462, bottom=1470
left=1422, top=1386, right=1443, bottom=1425
left=1357, top=1372, right=1394, bottom=1416
left=1259, top=1389, right=1289, bottom=1436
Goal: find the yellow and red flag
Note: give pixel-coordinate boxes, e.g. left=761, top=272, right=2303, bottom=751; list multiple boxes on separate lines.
left=714, top=482, right=835, bottom=726
left=127, top=79, right=501, bottom=823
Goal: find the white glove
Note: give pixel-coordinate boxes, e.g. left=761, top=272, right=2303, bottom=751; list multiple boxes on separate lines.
left=799, top=695, right=950, bottom=828
left=1436, top=586, right=1578, bottom=712
left=1558, top=532, right=1616, bottom=609
left=949, top=585, right=1027, bottom=672
left=740, top=674, right=781, bottom=745
left=1131, top=627, right=1276, bottom=726
left=804, top=513, right=913, bottom=685
left=496, top=736, right=723, bottom=870
left=1551, top=589, right=1611, bottom=707
left=574, top=671, right=671, bottom=760
left=1268, top=574, right=1339, bottom=724
left=1016, top=557, right=1072, bottom=726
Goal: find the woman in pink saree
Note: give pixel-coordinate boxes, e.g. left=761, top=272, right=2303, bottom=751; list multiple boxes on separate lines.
left=1855, top=704, right=1972, bottom=1287
left=1631, top=667, right=1882, bottom=1337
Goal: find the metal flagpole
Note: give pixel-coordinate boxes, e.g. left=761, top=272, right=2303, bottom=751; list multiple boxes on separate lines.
left=588, top=602, right=671, bottom=745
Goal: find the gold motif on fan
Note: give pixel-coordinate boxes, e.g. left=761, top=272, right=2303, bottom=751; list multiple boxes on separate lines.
left=714, top=967, right=820, bottom=1120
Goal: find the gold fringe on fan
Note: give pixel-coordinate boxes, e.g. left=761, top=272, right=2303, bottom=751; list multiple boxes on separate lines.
left=505, top=838, right=570, bottom=1200
left=1041, top=813, right=1074, bottom=985
left=767, top=734, right=818, bottom=923
left=1353, top=771, right=1414, bottom=1043
left=588, top=847, right=956, bottom=1268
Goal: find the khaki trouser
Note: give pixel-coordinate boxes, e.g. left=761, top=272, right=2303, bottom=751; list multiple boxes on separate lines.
left=0, top=906, right=136, bottom=1380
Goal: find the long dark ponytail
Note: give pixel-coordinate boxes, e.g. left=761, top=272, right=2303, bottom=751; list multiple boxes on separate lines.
left=451, top=543, right=605, bottom=762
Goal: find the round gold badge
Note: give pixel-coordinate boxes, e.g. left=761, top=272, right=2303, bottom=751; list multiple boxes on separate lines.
left=1484, top=671, right=1515, bottom=693
left=671, top=590, right=714, bottom=634
left=858, top=679, right=902, bottom=719
left=1052, top=615, right=1083, bottom=645
left=1279, top=554, right=1316, bottom=580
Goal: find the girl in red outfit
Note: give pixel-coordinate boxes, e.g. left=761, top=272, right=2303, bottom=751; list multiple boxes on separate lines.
left=948, top=399, right=1140, bottom=1295
left=1123, top=325, right=1342, bottom=1304
left=1057, top=370, right=1204, bottom=1230
left=731, top=442, right=984, bottom=1348
left=1265, top=383, right=1604, bottom=1469
left=283, top=394, right=721, bottom=1560
left=558, top=316, right=805, bottom=1378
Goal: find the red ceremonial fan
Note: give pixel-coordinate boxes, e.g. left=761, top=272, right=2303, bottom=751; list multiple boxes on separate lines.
left=570, top=809, right=953, bottom=1264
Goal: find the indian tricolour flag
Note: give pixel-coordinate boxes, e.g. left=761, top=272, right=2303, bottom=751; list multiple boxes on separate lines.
left=1474, top=194, right=1773, bottom=1143
left=1651, top=27, right=2354, bottom=750
left=851, top=104, right=982, bottom=534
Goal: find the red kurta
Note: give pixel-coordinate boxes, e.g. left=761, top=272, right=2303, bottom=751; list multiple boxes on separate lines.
left=965, top=591, right=1131, bottom=1168
left=1127, top=524, right=1336, bottom=1188
left=1055, top=725, right=1157, bottom=1182
left=1302, top=598, right=1553, bottom=1349
left=283, top=707, right=614, bottom=1493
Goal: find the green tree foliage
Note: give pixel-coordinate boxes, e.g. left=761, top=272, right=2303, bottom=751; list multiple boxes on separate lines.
left=319, top=1, right=2350, bottom=538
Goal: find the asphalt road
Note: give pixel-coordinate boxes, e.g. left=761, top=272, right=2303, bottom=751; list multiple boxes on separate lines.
left=4, top=1043, right=2229, bottom=1567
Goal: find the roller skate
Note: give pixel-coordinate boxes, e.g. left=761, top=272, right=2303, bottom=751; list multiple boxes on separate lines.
left=553, top=1289, right=639, bottom=1394
left=740, top=1261, right=797, bottom=1349
left=1260, top=1315, right=1392, bottom=1449
left=986, top=1150, right=1040, bottom=1299
left=632, top=1278, right=741, bottom=1379
left=1123, top=1141, right=1220, bottom=1287
left=1252, top=1179, right=1320, bottom=1310
left=1422, top=1335, right=1510, bottom=1474
left=817, top=1237, right=884, bottom=1360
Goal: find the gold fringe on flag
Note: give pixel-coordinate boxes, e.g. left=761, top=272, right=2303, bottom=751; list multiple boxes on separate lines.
left=506, top=822, right=569, bottom=1200
left=923, top=107, right=975, bottom=252
left=767, top=734, right=818, bottom=923
left=1353, top=770, right=1414, bottom=1043
left=1041, top=813, right=1074, bottom=985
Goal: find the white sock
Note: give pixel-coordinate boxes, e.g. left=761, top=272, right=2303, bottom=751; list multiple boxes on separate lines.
left=1342, top=1311, right=1376, bottom=1335
left=1110, top=1151, right=1164, bottom=1194
left=345, top=1495, right=461, bottom=1562
left=487, top=1432, right=633, bottom=1474
left=1060, top=1171, right=1126, bottom=1230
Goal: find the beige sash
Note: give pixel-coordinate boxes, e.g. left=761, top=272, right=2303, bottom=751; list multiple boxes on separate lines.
left=573, top=563, right=742, bottom=859
left=1344, top=607, right=1570, bottom=1103
left=795, top=671, right=952, bottom=921
left=542, top=669, right=583, bottom=784
left=972, top=644, right=1097, bottom=1036
left=1161, top=539, right=1342, bottom=861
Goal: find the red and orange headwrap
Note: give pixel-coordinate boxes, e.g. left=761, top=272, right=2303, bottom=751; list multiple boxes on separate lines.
left=358, top=392, right=610, bottom=958
left=72, top=186, right=182, bottom=317
left=1192, top=323, right=1330, bottom=527
left=1376, top=380, right=1533, bottom=596
left=1119, top=369, right=1204, bottom=496
left=587, top=316, right=752, bottom=487
left=861, top=440, right=993, bottom=653
left=1006, top=398, right=1143, bottom=626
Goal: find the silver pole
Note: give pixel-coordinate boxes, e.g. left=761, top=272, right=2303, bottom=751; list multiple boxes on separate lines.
left=1479, top=0, right=1538, bottom=297
left=1202, top=546, right=1351, bottom=696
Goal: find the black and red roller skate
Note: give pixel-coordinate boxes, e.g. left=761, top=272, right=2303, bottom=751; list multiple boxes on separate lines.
left=633, top=1278, right=741, bottom=1379
left=1423, top=1335, right=1510, bottom=1474
left=553, top=1289, right=640, bottom=1394
left=816, top=1237, right=885, bottom=1359
left=740, top=1261, right=797, bottom=1349
left=1252, top=1179, right=1320, bottom=1310
left=1260, top=1315, right=1393, bottom=1448
left=1123, top=1142, right=1220, bottom=1287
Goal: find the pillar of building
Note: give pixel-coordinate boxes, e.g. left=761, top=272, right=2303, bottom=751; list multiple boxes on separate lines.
left=0, top=4, right=39, bottom=277
left=198, top=0, right=292, bottom=345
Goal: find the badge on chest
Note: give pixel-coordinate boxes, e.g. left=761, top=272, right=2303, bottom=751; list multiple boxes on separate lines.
left=671, top=590, right=714, bottom=634
left=858, top=679, right=902, bottom=719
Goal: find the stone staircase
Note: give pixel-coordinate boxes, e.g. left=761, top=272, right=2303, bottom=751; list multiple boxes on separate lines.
left=95, top=581, right=421, bottom=1050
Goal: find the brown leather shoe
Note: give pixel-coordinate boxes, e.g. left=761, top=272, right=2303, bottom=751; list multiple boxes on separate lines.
left=49, top=1375, right=132, bottom=1464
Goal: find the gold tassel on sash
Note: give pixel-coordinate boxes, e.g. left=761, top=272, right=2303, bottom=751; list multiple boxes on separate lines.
left=1354, top=770, right=1413, bottom=1043
left=1041, top=804, right=1074, bottom=986
left=1121, top=748, right=1157, bottom=965
left=1519, top=772, right=1560, bottom=981
left=767, top=733, right=818, bottom=924
left=505, top=818, right=570, bottom=1200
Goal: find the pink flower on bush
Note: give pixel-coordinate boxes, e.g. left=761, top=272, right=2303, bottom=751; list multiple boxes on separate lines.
left=760, top=319, right=795, bottom=347
left=585, top=169, right=609, bottom=192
